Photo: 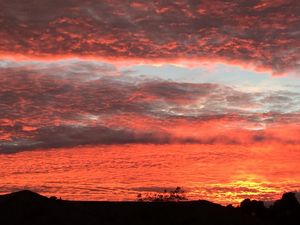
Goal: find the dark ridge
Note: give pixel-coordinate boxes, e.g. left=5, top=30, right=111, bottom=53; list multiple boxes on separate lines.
left=0, top=190, right=299, bottom=225
left=0, top=190, right=47, bottom=201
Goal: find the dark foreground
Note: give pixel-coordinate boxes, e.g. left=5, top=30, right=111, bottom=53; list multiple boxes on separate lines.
left=0, top=190, right=299, bottom=225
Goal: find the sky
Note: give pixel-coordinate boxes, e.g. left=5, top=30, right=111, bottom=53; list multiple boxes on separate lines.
left=0, top=0, right=299, bottom=203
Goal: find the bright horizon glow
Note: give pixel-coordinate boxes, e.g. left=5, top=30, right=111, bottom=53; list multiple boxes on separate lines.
left=1, top=144, right=299, bottom=205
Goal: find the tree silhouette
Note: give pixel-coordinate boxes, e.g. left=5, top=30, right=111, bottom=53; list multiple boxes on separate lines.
left=269, top=192, right=300, bottom=225
left=239, top=192, right=300, bottom=225
left=240, top=199, right=265, bottom=217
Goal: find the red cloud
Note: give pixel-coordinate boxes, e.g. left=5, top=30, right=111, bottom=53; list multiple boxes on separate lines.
left=0, top=0, right=299, bottom=74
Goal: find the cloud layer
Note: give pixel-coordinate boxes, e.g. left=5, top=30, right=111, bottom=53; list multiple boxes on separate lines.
left=0, top=0, right=299, bottom=74
left=1, top=60, right=300, bottom=153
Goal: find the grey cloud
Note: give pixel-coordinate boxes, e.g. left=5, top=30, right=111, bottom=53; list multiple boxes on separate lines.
left=1, top=61, right=300, bottom=153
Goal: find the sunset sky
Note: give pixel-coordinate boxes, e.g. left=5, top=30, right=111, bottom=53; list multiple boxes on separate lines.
left=0, top=0, right=299, bottom=204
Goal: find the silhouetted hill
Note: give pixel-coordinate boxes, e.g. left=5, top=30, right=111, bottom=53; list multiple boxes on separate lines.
left=0, top=190, right=97, bottom=225
left=0, top=190, right=298, bottom=225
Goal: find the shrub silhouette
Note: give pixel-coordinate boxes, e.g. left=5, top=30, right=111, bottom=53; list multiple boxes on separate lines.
left=137, top=186, right=188, bottom=202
